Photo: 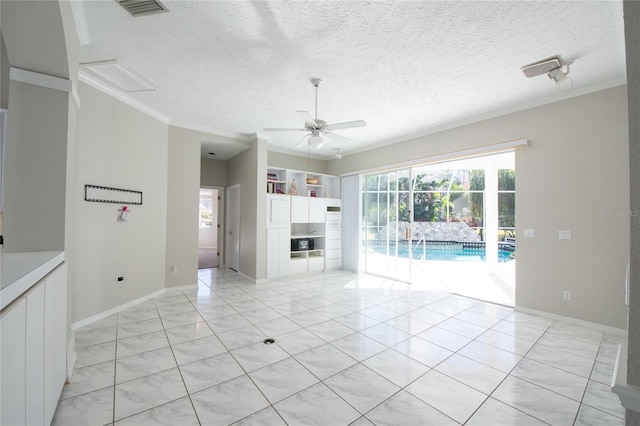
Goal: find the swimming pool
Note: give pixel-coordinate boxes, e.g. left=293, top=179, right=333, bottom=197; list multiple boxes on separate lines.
left=369, top=242, right=514, bottom=262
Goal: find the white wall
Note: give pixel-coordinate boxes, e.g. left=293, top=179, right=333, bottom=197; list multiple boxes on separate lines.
left=3, top=81, right=69, bottom=252
left=329, top=86, right=630, bottom=329
left=625, top=2, right=640, bottom=421
left=1, top=33, right=9, bottom=109
left=165, top=126, right=200, bottom=288
left=226, top=136, right=268, bottom=281
left=201, top=158, right=227, bottom=187
left=70, top=82, right=168, bottom=322
left=268, top=151, right=329, bottom=174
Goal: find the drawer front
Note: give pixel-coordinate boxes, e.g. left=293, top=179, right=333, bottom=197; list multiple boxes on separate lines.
left=325, top=249, right=341, bottom=260
left=308, top=256, right=324, bottom=272
left=290, top=257, right=308, bottom=275
left=325, top=220, right=341, bottom=229
left=325, top=258, right=341, bottom=270
left=325, top=239, right=341, bottom=250
left=326, top=229, right=341, bottom=240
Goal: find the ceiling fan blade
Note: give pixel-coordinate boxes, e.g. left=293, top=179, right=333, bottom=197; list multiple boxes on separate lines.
left=295, top=134, right=310, bottom=147
left=264, top=128, right=308, bottom=132
left=323, top=131, right=353, bottom=143
left=325, top=120, right=366, bottom=131
left=296, top=110, right=318, bottom=128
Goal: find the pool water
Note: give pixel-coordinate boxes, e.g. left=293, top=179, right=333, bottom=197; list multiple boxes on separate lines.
left=373, top=245, right=514, bottom=262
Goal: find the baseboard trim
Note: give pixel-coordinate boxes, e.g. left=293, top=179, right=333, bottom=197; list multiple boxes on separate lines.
left=66, top=332, right=77, bottom=383
left=515, top=306, right=627, bottom=336
left=164, top=284, right=198, bottom=291
left=71, top=284, right=198, bottom=330
left=238, top=271, right=258, bottom=283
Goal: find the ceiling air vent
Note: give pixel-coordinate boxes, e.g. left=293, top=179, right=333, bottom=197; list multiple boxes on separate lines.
left=117, top=0, right=168, bottom=17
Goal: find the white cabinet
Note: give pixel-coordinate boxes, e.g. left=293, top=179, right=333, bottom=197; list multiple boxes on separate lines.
left=309, top=198, right=327, bottom=223
left=0, top=263, right=67, bottom=426
left=1, top=297, right=27, bottom=426
left=266, top=167, right=341, bottom=278
left=44, top=264, right=67, bottom=425
left=289, top=250, right=325, bottom=274
left=267, top=228, right=290, bottom=279
left=267, top=194, right=291, bottom=228
left=308, top=252, right=325, bottom=272
left=290, top=252, right=309, bottom=275
left=267, top=167, right=341, bottom=199
left=26, top=282, right=46, bottom=426
left=290, top=196, right=310, bottom=223
left=267, top=195, right=291, bottom=279
left=325, top=213, right=342, bottom=270
left=291, top=197, right=341, bottom=224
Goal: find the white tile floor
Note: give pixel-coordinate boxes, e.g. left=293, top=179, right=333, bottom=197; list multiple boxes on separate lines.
left=53, top=269, right=626, bottom=425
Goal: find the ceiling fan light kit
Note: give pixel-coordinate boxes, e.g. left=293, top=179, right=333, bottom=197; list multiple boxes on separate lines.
left=264, top=78, right=366, bottom=154
left=309, top=132, right=324, bottom=149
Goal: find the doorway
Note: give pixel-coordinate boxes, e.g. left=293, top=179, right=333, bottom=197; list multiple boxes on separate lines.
left=198, top=188, right=221, bottom=269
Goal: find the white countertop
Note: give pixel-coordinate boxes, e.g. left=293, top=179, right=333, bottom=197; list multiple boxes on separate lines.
left=1, top=251, right=64, bottom=310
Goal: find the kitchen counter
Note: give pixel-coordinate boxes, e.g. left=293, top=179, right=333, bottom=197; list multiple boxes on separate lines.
left=0, top=251, right=64, bottom=310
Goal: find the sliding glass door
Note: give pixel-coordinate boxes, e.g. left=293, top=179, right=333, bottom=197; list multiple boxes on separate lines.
left=362, top=169, right=412, bottom=282
left=361, top=152, right=516, bottom=303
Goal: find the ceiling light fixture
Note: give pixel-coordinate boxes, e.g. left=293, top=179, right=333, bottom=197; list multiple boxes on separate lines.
left=521, top=56, right=573, bottom=94
left=309, top=132, right=324, bottom=149
left=333, top=149, right=342, bottom=160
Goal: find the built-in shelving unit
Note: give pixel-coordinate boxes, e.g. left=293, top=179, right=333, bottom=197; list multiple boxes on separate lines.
left=267, top=167, right=340, bottom=198
left=266, top=167, right=342, bottom=278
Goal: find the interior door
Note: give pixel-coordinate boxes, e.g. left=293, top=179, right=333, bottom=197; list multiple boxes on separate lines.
left=226, top=184, right=240, bottom=272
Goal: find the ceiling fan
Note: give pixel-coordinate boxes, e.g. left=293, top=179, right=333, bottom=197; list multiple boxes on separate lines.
left=264, top=78, right=366, bottom=149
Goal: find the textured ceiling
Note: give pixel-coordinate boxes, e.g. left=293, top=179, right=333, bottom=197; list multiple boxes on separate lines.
left=78, top=0, right=626, bottom=159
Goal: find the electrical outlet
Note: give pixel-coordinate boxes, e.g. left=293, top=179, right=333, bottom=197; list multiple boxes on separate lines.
left=170, top=265, right=178, bottom=276
left=559, top=230, right=572, bottom=240
left=524, top=228, right=536, bottom=237
left=563, top=290, right=572, bottom=301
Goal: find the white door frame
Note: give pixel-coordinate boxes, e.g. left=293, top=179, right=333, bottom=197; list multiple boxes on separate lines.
left=225, top=184, right=240, bottom=272
left=199, top=186, right=224, bottom=267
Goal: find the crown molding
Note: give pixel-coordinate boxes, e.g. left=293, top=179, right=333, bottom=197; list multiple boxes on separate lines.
left=10, top=67, right=72, bottom=92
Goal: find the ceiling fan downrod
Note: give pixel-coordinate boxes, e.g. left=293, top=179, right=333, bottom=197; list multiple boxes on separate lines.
left=311, top=78, right=322, bottom=121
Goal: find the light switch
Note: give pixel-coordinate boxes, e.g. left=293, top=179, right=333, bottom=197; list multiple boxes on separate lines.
left=559, top=230, right=572, bottom=240
left=524, top=228, right=535, bottom=237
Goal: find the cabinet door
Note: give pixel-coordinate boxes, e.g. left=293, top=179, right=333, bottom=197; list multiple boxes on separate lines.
left=1, top=297, right=27, bottom=426
left=290, top=196, right=309, bottom=223
left=267, top=228, right=290, bottom=278
left=290, top=254, right=308, bottom=275
left=309, top=197, right=327, bottom=223
left=26, top=282, right=46, bottom=426
left=267, top=194, right=291, bottom=228
left=267, top=228, right=281, bottom=278
left=44, top=264, right=68, bottom=426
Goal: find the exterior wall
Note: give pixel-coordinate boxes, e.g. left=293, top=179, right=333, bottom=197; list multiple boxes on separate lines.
left=330, top=86, right=630, bottom=329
